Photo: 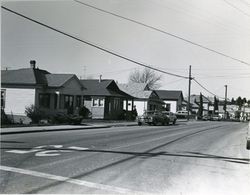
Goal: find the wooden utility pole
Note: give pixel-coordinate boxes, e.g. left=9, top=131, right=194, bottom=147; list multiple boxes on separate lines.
left=187, top=65, right=192, bottom=120
left=224, top=85, right=228, bottom=119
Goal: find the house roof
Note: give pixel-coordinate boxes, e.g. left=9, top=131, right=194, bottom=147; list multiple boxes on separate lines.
left=155, top=90, right=183, bottom=101
left=1, top=68, right=49, bottom=86
left=80, top=79, right=131, bottom=97
left=45, top=74, right=75, bottom=87
left=1, top=68, right=82, bottom=89
left=190, top=94, right=211, bottom=104
left=118, top=83, right=153, bottom=99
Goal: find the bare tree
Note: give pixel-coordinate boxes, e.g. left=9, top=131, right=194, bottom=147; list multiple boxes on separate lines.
left=128, top=68, right=162, bottom=89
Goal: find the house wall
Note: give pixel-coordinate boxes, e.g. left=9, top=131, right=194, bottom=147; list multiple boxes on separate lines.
left=35, top=78, right=84, bottom=115
left=3, top=88, right=36, bottom=115
left=104, top=97, right=124, bottom=119
left=164, top=100, right=177, bottom=113
left=134, top=100, right=147, bottom=116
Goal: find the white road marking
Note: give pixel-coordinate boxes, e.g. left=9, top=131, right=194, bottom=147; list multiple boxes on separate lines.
left=68, top=146, right=89, bottom=151
left=5, top=145, right=87, bottom=157
left=6, top=149, right=42, bottom=154
left=35, top=150, right=71, bottom=157
left=0, top=165, right=140, bottom=194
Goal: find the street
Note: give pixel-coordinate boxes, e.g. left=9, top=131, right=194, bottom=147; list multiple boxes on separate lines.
left=1, top=121, right=250, bottom=194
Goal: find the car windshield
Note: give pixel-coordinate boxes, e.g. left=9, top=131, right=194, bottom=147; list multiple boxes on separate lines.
left=162, top=111, right=170, bottom=115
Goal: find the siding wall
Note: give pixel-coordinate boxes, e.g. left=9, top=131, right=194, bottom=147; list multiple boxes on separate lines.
left=3, top=88, right=35, bottom=115
left=134, top=101, right=147, bottom=116
left=164, top=100, right=177, bottom=113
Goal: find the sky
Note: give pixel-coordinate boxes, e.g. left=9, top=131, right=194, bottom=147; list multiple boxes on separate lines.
left=1, top=0, right=250, bottom=100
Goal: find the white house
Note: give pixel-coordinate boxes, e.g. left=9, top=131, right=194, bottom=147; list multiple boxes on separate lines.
left=155, top=90, right=184, bottom=113
left=118, top=83, right=164, bottom=116
left=1, top=61, right=85, bottom=118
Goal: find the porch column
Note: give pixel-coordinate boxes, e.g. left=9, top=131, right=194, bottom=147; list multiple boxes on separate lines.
left=126, top=99, right=128, bottom=111
left=56, top=91, right=60, bottom=109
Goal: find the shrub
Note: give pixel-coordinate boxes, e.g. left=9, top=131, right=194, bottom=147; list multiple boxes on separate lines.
left=79, top=106, right=91, bottom=119
left=1, top=109, right=12, bottom=125
left=51, top=112, right=70, bottom=124
left=25, top=105, right=43, bottom=124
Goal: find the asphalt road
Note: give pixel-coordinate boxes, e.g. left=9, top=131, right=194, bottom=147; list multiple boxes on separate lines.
left=1, top=121, right=249, bottom=194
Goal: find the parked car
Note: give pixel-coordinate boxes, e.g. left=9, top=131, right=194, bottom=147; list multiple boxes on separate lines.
left=175, top=110, right=188, bottom=119
left=202, top=114, right=211, bottom=121
left=137, top=110, right=169, bottom=126
left=162, top=111, right=177, bottom=125
left=211, top=115, right=221, bottom=121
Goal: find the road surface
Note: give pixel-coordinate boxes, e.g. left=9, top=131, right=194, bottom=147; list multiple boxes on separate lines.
left=1, top=121, right=249, bottom=194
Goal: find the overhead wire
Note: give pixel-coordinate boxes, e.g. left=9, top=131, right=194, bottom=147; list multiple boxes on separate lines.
left=1, top=5, right=188, bottom=79
left=2, top=4, right=248, bottom=99
left=74, top=0, right=250, bottom=67
left=193, top=78, right=225, bottom=99
left=222, top=0, right=250, bottom=17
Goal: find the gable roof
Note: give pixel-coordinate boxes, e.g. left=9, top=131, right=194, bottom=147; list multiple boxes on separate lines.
left=155, top=90, right=183, bottom=101
left=1, top=68, right=83, bottom=89
left=118, top=83, right=154, bottom=99
left=190, top=94, right=211, bottom=104
left=80, top=79, right=131, bottom=97
left=1, top=68, right=49, bottom=86
left=45, top=74, right=75, bottom=87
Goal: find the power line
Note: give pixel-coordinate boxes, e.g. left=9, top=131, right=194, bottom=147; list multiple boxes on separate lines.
left=1, top=5, right=188, bottom=79
left=222, top=0, right=250, bottom=17
left=238, top=0, right=250, bottom=6
left=74, top=0, right=250, bottom=67
left=193, top=78, right=225, bottom=99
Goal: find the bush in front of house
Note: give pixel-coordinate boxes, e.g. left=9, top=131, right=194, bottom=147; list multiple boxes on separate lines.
left=50, top=112, right=83, bottom=125
left=25, top=104, right=43, bottom=124
left=79, top=106, right=91, bottom=119
left=1, top=108, right=13, bottom=125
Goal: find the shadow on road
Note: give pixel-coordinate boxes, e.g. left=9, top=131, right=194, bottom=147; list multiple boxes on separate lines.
left=2, top=124, right=249, bottom=193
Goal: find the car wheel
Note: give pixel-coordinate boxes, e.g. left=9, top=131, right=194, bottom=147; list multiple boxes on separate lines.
left=138, top=122, right=142, bottom=126
left=247, top=139, right=250, bottom=150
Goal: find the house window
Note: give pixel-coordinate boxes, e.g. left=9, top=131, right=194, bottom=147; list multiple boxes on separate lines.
left=99, top=99, right=104, bottom=107
left=93, top=98, right=99, bottom=107
left=166, top=104, right=171, bottom=111
left=92, top=98, right=104, bottom=107
left=39, top=93, right=50, bottom=108
left=76, top=96, right=81, bottom=107
left=64, top=95, right=74, bottom=109
left=1, top=90, right=6, bottom=109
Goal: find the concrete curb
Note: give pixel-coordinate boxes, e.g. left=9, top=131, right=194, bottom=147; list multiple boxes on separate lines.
left=0, top=123, right=138, bottom=135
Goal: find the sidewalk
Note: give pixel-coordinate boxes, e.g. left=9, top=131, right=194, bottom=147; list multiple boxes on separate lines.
left=0, top=121, right=138, bottom=135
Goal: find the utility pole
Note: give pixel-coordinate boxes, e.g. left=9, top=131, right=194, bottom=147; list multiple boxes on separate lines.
left=224, top=85, right=228, bottom=119
left=83, top=65, right=86, bottom=79
left=187, top=65, right=192, bottom=121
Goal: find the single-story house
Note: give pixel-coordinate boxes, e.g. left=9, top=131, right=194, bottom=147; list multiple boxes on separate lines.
left=80, top=79, right=132, bottom=119
left=1, top=61, right=85, bottom=118
left=189, top=94, right=212, bottom=115
left=155, top=90, right=183, bottom=113
left=118, top=83, right=165, bottom=116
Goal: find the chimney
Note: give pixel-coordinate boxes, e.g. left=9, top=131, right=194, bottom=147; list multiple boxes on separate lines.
left=99, top=75, right=102, bottom=83
left=30, top=60, right=36, bottom=69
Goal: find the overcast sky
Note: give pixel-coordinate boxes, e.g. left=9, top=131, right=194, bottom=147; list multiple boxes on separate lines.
left=1, top=0, right=250, bottom=99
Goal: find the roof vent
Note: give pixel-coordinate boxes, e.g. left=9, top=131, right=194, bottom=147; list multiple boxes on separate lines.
left=99, top=75, right=102, bottom=83
left=30, top=60, right=36, bottom=69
